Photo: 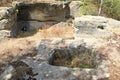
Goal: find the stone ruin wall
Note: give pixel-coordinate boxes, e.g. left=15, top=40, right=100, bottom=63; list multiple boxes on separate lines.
left=0, top=1, right=72, bottom=40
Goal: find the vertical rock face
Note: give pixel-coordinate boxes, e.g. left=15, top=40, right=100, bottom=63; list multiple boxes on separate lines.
left=0, top=1, right=72, bottom=40
left=0, top=7, right=16, bottom=29
left=17, top=1, right=71, bottom=32
left=0, top=7, right=17, bottom=40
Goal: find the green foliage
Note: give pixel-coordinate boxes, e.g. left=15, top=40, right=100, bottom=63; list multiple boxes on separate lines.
left=91, top=0, right=120, bottom=20
left=75, top=0, right=98, bottom=16
left=74, top=0, right=120, bottom=20
left=71, top=49, right=97, bottom=68
left=79, top=63, right=94, bottom=68
left=102, top=0, right=120, bottom=20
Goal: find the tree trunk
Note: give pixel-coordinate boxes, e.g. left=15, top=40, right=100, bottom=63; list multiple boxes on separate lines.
left=98, top=0, right=103, bottom=16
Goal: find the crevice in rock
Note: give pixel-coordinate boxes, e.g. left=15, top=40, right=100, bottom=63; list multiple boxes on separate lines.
left=97, top=25, right=104, bottom=30
left=49, top=47, right=102, bottom=69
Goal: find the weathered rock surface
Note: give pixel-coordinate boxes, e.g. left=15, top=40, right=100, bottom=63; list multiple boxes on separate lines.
left=0, top=19, right=9, bottom=30
left=0, top=18, right=16, bottom=30
left=0, top=30, right=11, bottom=40
left=0, top=7, right=16, bottom=29
left=74, top=15, right=120, bottom=38
left=0, top=7, right=15, bottom=19
left=2, top=1, right=120, bottom=80
left=0, top=40, right=110, bottom=80
left=0, top=7, right=16, bottom=40
left=0, top=66, right=16, bottom=80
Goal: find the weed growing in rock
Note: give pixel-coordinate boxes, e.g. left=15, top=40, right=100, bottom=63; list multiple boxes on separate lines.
left=50, top=48, right=100, bottom=69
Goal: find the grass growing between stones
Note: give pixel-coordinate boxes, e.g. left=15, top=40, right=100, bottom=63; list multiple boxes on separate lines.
left=50, top=48, right=100, bottom=69
left=71, top=49, right=98, bottom=68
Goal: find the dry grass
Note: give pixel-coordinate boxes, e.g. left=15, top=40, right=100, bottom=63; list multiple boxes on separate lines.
left=0, top=39, right=36, bottom=61
left=0, top=24, right=74, bottom=61
left=0, top=38, right=37, bottom=74
left=98, top=34, right=120, bottom=80
left=111, top=28, right=120, bottom=35
left=18, top=24, right=74, bottom=40
left=0, top=24, right=74, bottom=74
left=39, top=26, right=74, bottom=39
